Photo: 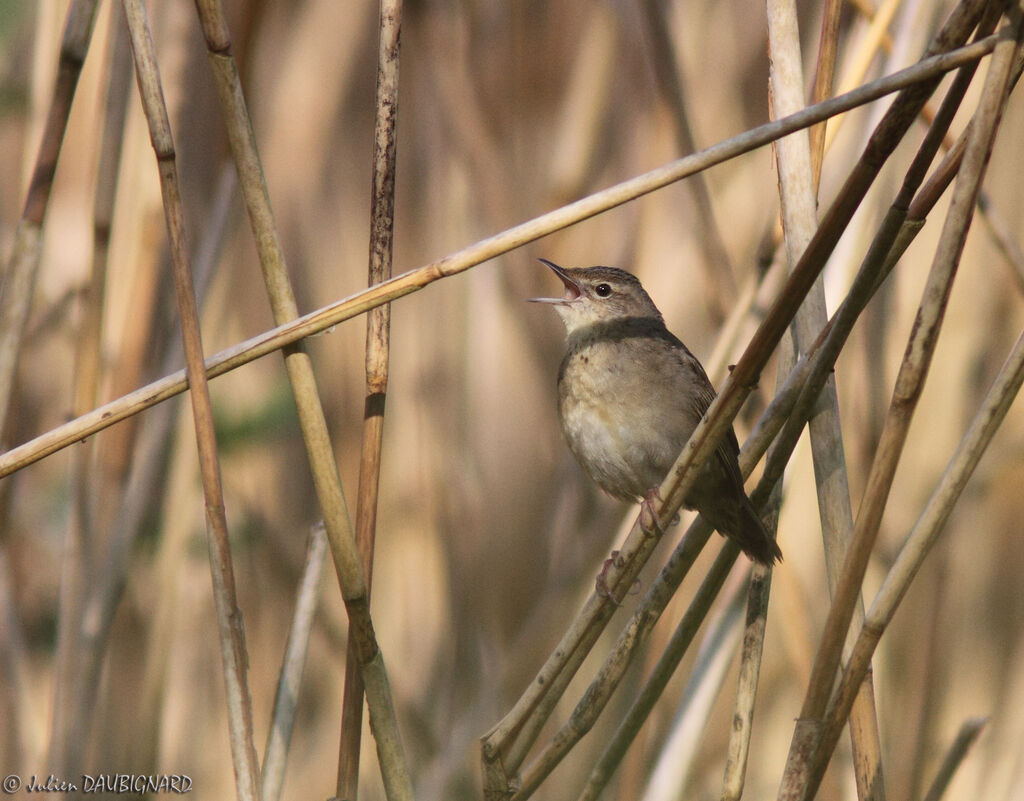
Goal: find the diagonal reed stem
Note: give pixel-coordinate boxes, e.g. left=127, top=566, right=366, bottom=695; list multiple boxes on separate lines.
left=921, top=718, right=989, bottom=801
left=262, top=524, right=329, bottom=801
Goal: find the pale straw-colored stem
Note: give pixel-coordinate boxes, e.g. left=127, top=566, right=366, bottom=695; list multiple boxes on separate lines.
left=337, top=0, right=404, bottom=797
left=262, top=524, right=329, bottom=801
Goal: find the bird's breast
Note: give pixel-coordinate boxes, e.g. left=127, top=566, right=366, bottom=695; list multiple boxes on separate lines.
left=557, top=340, right=682, bottom=500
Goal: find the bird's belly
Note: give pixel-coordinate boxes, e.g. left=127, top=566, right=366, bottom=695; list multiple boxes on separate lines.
left=559, top=369, right=680, bottom=500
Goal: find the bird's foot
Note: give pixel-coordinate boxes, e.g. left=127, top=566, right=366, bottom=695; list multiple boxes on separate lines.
left=596, top=550, right=624, bottom=601
left=640, top=489, right=666, bottom=536
left=595, top=550, right=642, bottom=602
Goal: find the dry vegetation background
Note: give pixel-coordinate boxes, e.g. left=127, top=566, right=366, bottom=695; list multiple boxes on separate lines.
left=1, top=1, right=1023, bottom=800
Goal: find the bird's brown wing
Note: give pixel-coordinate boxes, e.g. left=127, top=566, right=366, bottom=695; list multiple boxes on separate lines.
left=671, top=338, right=748, bottom=493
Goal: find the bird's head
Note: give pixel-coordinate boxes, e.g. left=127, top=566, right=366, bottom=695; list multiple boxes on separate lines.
left=528, top=259, right=663, bottom=335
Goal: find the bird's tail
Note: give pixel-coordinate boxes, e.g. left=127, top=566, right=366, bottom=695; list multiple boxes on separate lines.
left=731, top=497, right=782, bottom=566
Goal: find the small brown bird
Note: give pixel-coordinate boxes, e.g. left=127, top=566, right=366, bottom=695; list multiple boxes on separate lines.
left=529, top=259, right=781, bottom=566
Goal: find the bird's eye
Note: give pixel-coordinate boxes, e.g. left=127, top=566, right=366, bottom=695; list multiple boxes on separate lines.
left=595, top=283, right=612, bottom=297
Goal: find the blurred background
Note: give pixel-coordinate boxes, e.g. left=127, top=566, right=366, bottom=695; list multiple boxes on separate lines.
left=1, top=0, right=1023, bottom=799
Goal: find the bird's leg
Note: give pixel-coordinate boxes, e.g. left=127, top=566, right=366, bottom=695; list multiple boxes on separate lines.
left=639, top=488, right=665, bottom=536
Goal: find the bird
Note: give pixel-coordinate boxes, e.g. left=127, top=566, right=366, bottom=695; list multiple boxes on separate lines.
left=529, top=259, right=782, bottom=566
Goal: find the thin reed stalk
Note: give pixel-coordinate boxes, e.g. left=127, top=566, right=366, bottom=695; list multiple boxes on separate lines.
left=337, top=3, right=403, bottom=798
left=921, top=718, right=989, bottom=801
left=641, top=569, right=749, bottom=801
left=262, top=524, right=329, bottom=801
left=121, top=2, right=261, bottom=799
left=721, top=561, right=775, bottom=800
left=571, top=543, right=741, bottom=801
left=843, top=0, right=1024, bottom=297
left=807, top=0, right=843, bottom=188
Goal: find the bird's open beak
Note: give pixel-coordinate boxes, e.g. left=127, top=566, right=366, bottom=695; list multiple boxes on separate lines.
left=527, top=258, right=582, bottom=304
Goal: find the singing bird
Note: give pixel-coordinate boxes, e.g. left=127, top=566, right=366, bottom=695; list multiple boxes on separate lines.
left=530, top=259, right=781, bottom=566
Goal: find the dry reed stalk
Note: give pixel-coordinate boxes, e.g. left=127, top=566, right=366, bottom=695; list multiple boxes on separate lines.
left=768, top=0, right=886, bottom=797
left=778, top=5, right=1022, bottom=799
left=801, top=95, right=1024, bottom=787
left=0, top=35, right=997, bottom=482
left=190, top=1, right=412, bottom=797
left=807, top=0, right=843, bottom=188
left=920, top=718, right=989, bottom=801
left=825, top=0, right=905, bottom=153
left=640, top=568, right=749, bottom=801
left=121, top=2, right=261, bottom=799
left=842, top=0, right=1024, bottom=304
left=716, top=0, right=841, bottom=784
left=0, top=0, right=99, bottom=439
left=780, top=3, right=1002, bottom=456
left=730, top=76, right=997, bottom=787
left=662, top=22, right=989, bottom=790
left=722, top=559, right=775, bottom=800
left=336, top=1, right=403, bottom=797
left=262, top=524, right=329, bottom=801
left=722, top=243, right=789, bottom=801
